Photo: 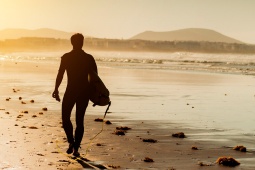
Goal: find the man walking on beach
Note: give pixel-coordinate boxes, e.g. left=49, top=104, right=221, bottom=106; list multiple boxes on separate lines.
left=52, top=33, right=97, bottom=156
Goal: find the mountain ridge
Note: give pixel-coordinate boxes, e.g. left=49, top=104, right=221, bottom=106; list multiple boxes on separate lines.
left=131, top=28, right=243, bottom=44
left=0, top=28, right=75, bottom=40
left=0, top=28, right=244, bottom=44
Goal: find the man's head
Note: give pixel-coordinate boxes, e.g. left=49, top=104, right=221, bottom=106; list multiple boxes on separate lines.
left=71, top=33, right=84, bottom=49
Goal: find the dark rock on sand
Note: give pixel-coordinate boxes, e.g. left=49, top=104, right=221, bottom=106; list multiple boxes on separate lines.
left=17, top=115, right=23, bottom=118
left=94, top=118, right=104, bottom=122
left=116, top=126, right=131, bottom=130
left=233, top=145, right=246, bottom=152
left=191, top=146, right=198, bottom=150
left=113, top=130, right=125, bottom=136
left=37, top=153, right=44, bottom=156
left=51, top=151, right=59, bottom=153
left=142, top=138, right=158, bottom=143
left=108, top=165, right=121, bottom=169
left=13, top=89, right=19, bottom=93
left=172, top=132, right=185, bottom=138
left=105, top=120, right=112, bottom=124
left=216, top=156, right=240, bottom=167
left=58, top=160, right=70, bottom=163
left=144, top=157, right=154, bottom=162
left=42, top=107, right=48, bottom=111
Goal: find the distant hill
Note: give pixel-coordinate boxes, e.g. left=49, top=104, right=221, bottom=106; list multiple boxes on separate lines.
left=131, top=28, right=243, bottom=44
left=0, top=28, right=76, bottom=40
left=2, top=37, right=255, bottom=53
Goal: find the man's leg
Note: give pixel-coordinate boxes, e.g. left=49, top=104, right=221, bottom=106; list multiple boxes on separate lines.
left=74, top=94, right=89, bottom=153
left=62, top=93, right=76, bottom=145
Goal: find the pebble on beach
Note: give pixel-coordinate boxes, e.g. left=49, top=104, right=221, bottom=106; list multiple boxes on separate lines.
left=191, top=146, right=198, bottom=150
left=144, top=157, right=154, bottom=162
left=216, top=156, right=240, bottom=167
left=113, top=130, right=125, bottom=136
left=172, top=132, right=185, bottom=138
left=142, top=138, right=158, bottom=143
left=19, top=97, right=22, bottom=100
left=105, top=120, right=112, bottom=124
left=30, top=100, right=35, bottom=103
left=17, top=115, right=23, bottom=118
left=233, top=145, right=246, bottom=152
left=94, top=118, right=103, bottom=122
left=29, top=126, right=38, bottom=129
left=37, top=153, right=44, bottom=156
left=108, top=165, right=121, bottom=169
left=42, top=107, right=48, bottom=111
left=116, top=126, right=131, bottom=130
left=21, top=101, right=26, bottom=104
left=39, top=112, right=43, bottom=115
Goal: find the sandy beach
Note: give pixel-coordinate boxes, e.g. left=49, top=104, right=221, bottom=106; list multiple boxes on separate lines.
left=0, top=58, right=255, bottom=170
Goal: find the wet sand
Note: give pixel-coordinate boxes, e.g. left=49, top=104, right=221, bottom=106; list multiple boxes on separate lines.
left=0, top=60, right=255, bottom=169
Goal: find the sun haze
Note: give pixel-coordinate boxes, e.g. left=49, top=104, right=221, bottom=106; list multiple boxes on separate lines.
left=0, top=0, right=255, bottom=43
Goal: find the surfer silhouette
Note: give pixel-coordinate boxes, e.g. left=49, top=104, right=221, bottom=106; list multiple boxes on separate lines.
left=52, top=33, right=97, bottom=156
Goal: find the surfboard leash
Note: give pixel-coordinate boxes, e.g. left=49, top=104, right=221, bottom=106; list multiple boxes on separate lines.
left=55, top=101, right=112, bottom=161
left=84, top=101, right=111, bottom=157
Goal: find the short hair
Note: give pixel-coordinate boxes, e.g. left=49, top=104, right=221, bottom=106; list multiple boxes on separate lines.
left=71, top=33, right=84, bottom=48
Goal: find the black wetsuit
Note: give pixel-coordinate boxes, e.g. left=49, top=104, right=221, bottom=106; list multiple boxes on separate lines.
left=58, top=49, right=97, bottom=149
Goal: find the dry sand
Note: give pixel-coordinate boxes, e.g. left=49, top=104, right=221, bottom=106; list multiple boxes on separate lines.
left=0, top=60, right=255, bottom=169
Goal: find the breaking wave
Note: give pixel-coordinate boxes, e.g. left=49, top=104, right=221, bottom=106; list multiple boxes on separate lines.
left=1, top=51, right=255, bottom=74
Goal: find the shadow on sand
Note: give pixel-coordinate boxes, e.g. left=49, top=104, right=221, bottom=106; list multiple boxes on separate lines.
left=70, top=155, right=108, bottom=169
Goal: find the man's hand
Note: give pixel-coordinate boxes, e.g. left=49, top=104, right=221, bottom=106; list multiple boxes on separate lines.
left=52, top=90, right=61, bottom=102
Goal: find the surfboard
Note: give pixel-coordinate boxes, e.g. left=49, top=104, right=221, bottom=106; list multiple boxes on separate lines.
left=88, top=71, right=110, bottom=106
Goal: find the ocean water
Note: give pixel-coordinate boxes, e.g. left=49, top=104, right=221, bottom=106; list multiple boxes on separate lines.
left=1, top=51, right=255, bottom=146
left=2, top=51, right=255, bottom=73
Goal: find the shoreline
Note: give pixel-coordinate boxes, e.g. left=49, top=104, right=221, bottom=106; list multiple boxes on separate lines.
left=0, top=59, right=255, bottom=169
left=2, top=50, right=255, bottom=76
left=1, top=59, right=255, bottom=133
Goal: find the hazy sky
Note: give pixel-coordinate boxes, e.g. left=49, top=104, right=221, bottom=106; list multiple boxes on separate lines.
left=0, top=0, right=255, bottom=43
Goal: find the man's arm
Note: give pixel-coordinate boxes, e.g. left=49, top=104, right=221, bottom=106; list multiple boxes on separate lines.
left=52, top=58, right=65, bottom=102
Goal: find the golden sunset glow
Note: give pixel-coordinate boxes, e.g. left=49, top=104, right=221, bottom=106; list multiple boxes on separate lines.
left=0, top=0, right=255, bottom=43
left=1, top=0, right=255, bottom=169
